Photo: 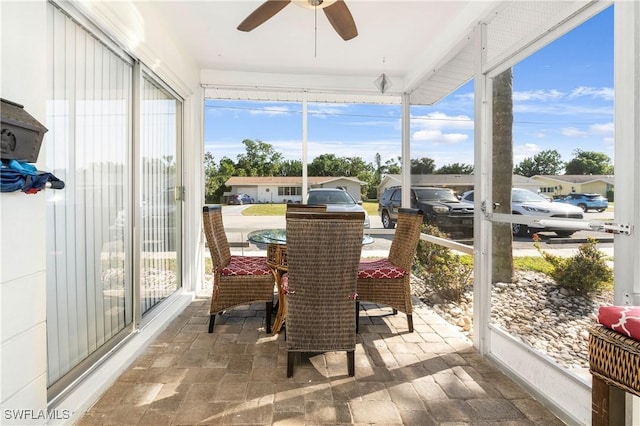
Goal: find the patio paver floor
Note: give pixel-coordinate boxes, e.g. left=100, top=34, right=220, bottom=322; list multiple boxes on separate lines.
left=77, top=296, right=566, bottom=425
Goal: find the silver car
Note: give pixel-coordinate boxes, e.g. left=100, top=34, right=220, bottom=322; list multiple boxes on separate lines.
left=305, top=188, right=370, bottom=228
left=461, top=188, right=584, bottom=237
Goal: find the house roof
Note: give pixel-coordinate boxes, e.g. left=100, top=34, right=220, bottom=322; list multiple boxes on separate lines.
left=226, top=176, right=365, bottom=186
left=124, top=1, right=604, bottom=106
left=380, top=174, right=534, bottom=187
left=532, top=175, right=615, bottom=185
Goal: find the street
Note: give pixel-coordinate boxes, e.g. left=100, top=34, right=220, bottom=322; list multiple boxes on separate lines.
left=220, top=204, right=615, bottom=258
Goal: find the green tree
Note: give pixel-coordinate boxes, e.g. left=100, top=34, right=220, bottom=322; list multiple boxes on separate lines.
left=308, top=153, right=346, bottom=176
left=435, top=163, right=474, bottom=174
left=381, top=156, right=402, bottom=175
left=411, top=157, right=436, bottom=174
left=204, top=152, right=219, bottom=203
left=345, top=157, right=372, bottom=177
left=235, top=139, right=283, bottom=176
left=564, top=149, right=613, bottom=175
left=514, top=149, right=564, bottom=177
left=308, top=154, right=370, bottom=177
left=279, top=159, right=302, bottom=176
left=204, top=153, right=237, bottom=203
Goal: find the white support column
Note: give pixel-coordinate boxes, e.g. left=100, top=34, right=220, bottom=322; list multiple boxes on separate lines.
left=302, top=93, right=308, bottom=201
left=401, top=94, right=411, bottom=207
left=472, top=22, right=492, bottom=355
left=613, top=0, right=640, bottom=306
left=613, top=1, right=640, bottom=423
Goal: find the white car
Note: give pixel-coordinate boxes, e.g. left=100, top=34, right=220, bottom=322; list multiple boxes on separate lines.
left=305, top=188, right=370, bottom=228
left=461, top=188, right=584, bottom=237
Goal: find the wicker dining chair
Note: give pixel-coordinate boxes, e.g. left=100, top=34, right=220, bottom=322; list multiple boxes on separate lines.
left=285, top=203, right=327, bottom=212
left=357, top=208, right=423, bottom=332
left=285, top=210, right=364, bottom=377
left=202, top=205, right=274, bottom=333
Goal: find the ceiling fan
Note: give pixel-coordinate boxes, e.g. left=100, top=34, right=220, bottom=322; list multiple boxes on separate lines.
left=237, top=0, right=358, bottom=41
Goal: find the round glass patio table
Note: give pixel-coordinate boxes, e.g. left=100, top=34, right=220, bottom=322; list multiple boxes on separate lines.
left=247, top=229, right=373, bottom=335
left=248, top=229, right=373, bottom=245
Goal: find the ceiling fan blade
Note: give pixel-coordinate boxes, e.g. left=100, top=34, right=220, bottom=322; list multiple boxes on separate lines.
left=323, top=1, right=358, bottom=41
left=237, top=1, right=292, bottom=32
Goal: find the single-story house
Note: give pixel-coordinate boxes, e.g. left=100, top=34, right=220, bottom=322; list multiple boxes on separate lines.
left=225, top=176, right=366, bottom=204
left=377, top=174, right=539, bottom=199
left=529, top=175, right=615, bottom=199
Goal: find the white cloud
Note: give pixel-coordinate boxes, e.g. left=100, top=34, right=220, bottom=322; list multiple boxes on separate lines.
left=308, top=103, right=350, bottom=119
left=413, top=129, right=468, bottom=144
left=512, top=89, right=564, bottom=102
left=590, top=122, right=614, bottom=136
left=603, top=136, right=614, bottom=149
left=569, top=86, right=614, bottom=100
left=561, top=127, right=589, bottom=137
left=412, top=112, right=473, bottom=131
left=513, top=143, right=541, bottom=165
left=248, top=106, right=292, bottom=116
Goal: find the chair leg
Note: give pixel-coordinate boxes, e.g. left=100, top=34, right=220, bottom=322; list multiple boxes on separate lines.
left=347, top=350, right=355, bottom=376
left=208, top=313, right=216, bottom=333
left=265, top=301, right=273, bottom=334
left=287, top=352, right=295, bottom=377
left=355, top=300, right=360, bottom=334
left=407, top=314, right=413, bottom=333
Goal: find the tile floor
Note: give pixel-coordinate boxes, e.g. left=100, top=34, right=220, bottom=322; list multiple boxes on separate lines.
left=77, top=296, right=566, bottom=425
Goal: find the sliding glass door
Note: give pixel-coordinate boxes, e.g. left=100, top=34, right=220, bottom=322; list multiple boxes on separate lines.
left=139, top=74, right=182, bottom=315
left=46, top=3, right=182, bottom=399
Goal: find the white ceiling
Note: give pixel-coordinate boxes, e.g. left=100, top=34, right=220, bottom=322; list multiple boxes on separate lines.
left=133, top=1, right=600, bottom=105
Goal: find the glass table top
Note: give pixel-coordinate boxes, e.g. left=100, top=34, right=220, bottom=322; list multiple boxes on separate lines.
left=247, top=229, right=288, bottom=244
left=247, top=229, right=374, bottom=245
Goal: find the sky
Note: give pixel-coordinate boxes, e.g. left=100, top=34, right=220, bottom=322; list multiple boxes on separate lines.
left=204, top=6, right=614, bottom=171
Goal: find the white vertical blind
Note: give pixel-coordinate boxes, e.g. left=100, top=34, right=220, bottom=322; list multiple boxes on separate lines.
left=46, top=5, right=132, bottom=385
left=139, top=75, right=181, bottom=314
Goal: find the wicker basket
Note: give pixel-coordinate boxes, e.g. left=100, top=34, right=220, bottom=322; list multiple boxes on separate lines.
left=588, top=324, right=640, bottom=397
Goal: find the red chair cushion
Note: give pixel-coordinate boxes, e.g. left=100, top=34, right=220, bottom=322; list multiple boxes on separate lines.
left=357, top=259, right=406, bottom=279
left=221, top=255, right=272, bottom=276
left=598, top=306, right=640, bottom=341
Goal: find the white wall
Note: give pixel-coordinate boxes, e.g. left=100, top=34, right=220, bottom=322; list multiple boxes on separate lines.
left=1, top=1, right=49, bottom=424
left=1, top=0, right=204, bottom=423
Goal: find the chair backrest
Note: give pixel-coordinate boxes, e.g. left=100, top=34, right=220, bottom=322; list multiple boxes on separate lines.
left=202, top=205, right=232, bottom=269
left=285, top=211, right=364, bottom=351
left=388, top=208, right=424, bottom=270
left=286, top=203, right=327, bottom=212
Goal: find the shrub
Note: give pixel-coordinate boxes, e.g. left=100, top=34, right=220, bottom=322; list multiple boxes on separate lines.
left=532, top=234, right=612, bottom=293
left=414, top=224, right=473, bottom=302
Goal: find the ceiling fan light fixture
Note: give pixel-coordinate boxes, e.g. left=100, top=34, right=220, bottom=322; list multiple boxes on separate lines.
left=292, top=0, right=338, bottom=10
left=374, top=73, right=393, bottom=94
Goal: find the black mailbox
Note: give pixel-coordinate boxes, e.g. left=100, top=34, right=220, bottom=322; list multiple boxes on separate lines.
left=1, top=98, right=48, bottom=163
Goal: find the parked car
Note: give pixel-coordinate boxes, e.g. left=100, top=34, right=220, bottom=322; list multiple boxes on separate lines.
left=227, top=193, right=254, bottom=205
left=460, top=188, right=584, bottom=237
left=378, top=186, right=474, bottom=237
left=305, top=188, right=370, bottom=228
left=554, top=193, right=608, bottom=212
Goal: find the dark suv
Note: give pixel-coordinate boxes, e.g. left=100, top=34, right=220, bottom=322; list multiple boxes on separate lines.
left=378, top=186, right=474, bottom=237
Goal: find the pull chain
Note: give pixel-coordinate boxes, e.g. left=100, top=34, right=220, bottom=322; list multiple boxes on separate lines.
left=314, top=6, right=318, bottom=58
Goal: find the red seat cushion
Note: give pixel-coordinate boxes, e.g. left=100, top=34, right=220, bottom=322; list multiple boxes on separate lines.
left=357, top=259, right=406, bottom=279
left=221, top=255, right=272, bottom=276
left=598, top=306, right=640, bottom=341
